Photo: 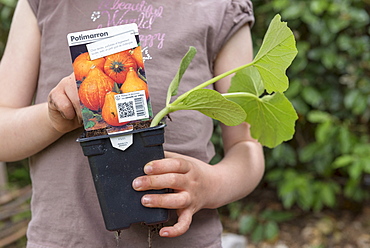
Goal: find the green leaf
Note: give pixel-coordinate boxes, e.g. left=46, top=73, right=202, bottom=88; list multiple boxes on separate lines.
left=229, top=66, right=264, bottom=96
left=320, top=183, right=337, bottom=207
left=253, top=14, right=298, bottom=93
left=281, top=192, right=295, bottom=209
left=339, top=126, right=352, bottom=154
left=348, top=161, right=363, bottom=180
left=333, top=155, right=355, bottom=168
left=264, top=221, right=279, bottom=241
left=307, top=110, right=332, bottom=123
left=265, top=169, right=284, bottom=182
left=281, top=5, right=303, bottom=19
left=226, top=92, right=298, bottom=148
left=251, top=224, right=265, bottom=243
left=239, top=215, right=256, bottom=235
left=310, top=0, right=329, bottom=15
left=166, top=46, right=197, bottom=105
left=353, top=143, right=370, bottom=157
left=316, top=122, right=334, bottom=144
left=302, top=86, right=323, bottom=108
left=175, top=89, right=247, bottom=126
left=363, top=159, right=370, bottom=174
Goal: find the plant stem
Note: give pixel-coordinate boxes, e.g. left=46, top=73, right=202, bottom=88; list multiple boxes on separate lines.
left=150, top=103, right=190, bottom=127
left=171, top=61, right=254, bottom=106
left=150, top=106, right=170, bottom=127
left=150, top=61, right=255, bottom=127
left=222, top=92, right=259, bottom=100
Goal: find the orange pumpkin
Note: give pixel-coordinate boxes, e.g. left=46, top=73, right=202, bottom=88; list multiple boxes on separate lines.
left=120, top=67, right=149, bottom=99
left=104, top=51, right=137, bottom=84
left=73, top=52, right=105, bottom=81
left=78, top=67, right=115, bottom=111
left=102, top=92, right=128, bottom=126
left=130, top=46, right=145, bottom=69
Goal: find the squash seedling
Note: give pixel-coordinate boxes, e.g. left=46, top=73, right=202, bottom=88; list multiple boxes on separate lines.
left=151, top=14, right=298, bottom=148
left=77, top=14, right=298, bottom=232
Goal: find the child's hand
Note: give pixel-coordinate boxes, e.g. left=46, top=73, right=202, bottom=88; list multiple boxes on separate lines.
left=47, top=73, right=83, bottom=133
left=132, top=151, right=219, bottom=238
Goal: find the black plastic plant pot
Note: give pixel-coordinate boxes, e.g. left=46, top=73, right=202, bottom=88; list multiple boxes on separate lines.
left=77, top=124, right=169, bottom=231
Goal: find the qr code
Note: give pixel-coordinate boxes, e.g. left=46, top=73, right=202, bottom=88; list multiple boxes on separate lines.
left=118, top=101, right=135, bottom=119
left=114, top=90, right=149, bottom=123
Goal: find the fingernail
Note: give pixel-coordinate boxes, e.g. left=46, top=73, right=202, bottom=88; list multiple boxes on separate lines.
left=161, top=231, right=169, bottom=237
left=142, top=196, right=150, bottom=205
left=144, top=163, right=153, bottom=174
left=133, top=179, right=142, bottom=189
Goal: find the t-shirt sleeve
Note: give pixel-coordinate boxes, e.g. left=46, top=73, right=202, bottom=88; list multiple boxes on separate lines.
left=27, top=0, right=39, bottom=16
left=213, top=0, right=255, bottom=60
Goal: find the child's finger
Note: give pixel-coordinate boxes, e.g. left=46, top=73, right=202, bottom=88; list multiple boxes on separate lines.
left=143, top=158, right=191, bottom=175
left=140, top=192, right=190, bottom=209
left=159, top=209, right=193, bottom=238
left=133, top=173, right=188, bottom=191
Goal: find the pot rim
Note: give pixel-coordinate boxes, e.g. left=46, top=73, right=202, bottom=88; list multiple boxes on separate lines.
left=76, top=123, right=166, bottom=143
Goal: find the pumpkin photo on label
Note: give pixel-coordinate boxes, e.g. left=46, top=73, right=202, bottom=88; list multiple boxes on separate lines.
left=78, top=66, right=115, bottom=111
left=102, top=92, right=129, bottom=126
left=121, top=67, right=149, bottom=100
left=104, top=51, right=137, bottom=84
left=130, top=46, right=145, bottom=69
left=73, top=52, right=106, bottom=81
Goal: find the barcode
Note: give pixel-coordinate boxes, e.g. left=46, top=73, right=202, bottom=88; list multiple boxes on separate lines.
left=134, top=97, right=145, bottom=117
left=118, top=101, right=135, bottom=119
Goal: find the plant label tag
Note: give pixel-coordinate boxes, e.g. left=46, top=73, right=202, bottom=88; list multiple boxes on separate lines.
left=115, top=90, right=149, bottom=123
left=109, top=134, right=133, bottom=151
left=67, top=23, right=154, bottom=133
left=87, top=31, right=138, bottom=60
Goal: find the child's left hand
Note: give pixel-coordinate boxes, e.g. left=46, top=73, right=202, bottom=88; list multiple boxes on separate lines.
left=132, top=151, right=219, bottom=238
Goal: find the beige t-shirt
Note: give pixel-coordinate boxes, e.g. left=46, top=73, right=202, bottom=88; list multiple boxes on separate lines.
left=26, top=0, right=254, bottom=247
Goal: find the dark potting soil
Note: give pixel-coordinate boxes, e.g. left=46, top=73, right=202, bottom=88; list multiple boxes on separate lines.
left=131, top=119, right=152, bottom=130
left=83, top=120, right=152, bottom=138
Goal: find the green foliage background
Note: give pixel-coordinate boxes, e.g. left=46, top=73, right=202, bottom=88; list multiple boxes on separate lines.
left=251, top=0, right=370, bottom=212
left=1, top=0, right=369, bottom=243
left=218, top=0, right=369, bottom=242
left=0, top=0, right=16, bottom=57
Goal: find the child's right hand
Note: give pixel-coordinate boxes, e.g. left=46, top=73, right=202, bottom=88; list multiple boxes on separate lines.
left=47, top=73, right=83, bottom=134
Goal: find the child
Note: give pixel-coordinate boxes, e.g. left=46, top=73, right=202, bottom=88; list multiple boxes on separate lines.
left=0, top=0, right=264, bottom=247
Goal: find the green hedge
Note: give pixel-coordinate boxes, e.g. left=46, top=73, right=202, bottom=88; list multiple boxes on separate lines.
left=252, top=0, right=370, bottom=211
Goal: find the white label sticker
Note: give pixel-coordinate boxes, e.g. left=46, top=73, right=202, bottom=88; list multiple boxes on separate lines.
left=86, top=31, right=138, bottom=60
left=109, top=134, right=133, bottom=152
left=115, top=90, right=149, bottom=123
